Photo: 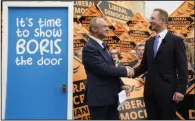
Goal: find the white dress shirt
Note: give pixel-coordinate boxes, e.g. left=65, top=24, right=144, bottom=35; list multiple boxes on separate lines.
left=90, top=35, right=104, bottom=48
left=156, top=29, right=168, bottom=51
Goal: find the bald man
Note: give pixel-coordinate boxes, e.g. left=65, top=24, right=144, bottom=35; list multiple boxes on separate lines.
left=82, top=17, right=133, bottom=119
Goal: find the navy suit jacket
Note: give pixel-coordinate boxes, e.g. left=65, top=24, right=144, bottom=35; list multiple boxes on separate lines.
left=82, top=38, right=127, bottom=106
left=133, top=32, right=188, bottom=99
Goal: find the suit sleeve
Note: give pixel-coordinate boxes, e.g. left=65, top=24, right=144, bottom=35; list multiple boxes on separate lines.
left=120, top=78, right=124, bottom=86
left=119, top=78, right=125, bottom=91
left=82, top=45, right=127, bottom=77
left=129, top=60, right=137, bottom=68
left=133, top=42, right=148, bottom=78
left=174, top=37, right=188, bottom=94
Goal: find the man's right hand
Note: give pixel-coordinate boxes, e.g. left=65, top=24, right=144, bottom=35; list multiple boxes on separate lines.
left=126, top=67, right=135, bottom=78
left=173, top=92, right=184, bottom=103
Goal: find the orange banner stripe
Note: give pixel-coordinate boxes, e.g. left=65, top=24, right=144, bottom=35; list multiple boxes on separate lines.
left=176, top=112, right=185, bottom=120
left=187, top=84, right=195, bottom=94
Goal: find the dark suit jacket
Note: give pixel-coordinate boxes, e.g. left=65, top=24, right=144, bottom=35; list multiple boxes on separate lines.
left=129, top=60, right=139, bottom=68
left=133, top=31, right=188, bottom=99
left=130, top=60, right=147, bottom=82
left=82, top=38, right=127, bottom=106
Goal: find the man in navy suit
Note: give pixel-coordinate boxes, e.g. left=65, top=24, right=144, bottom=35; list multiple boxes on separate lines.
left=132, top=8, right=188, bottom=119
left=82, top=17, right=133, bottom=120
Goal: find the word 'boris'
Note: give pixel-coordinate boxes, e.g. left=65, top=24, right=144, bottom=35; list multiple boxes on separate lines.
left=16, top=39, right=61, bottom=55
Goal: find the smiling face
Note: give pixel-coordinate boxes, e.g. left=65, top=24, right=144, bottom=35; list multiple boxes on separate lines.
left=150, top=11, right=163, bottom=32
left=149, top=9, right=168, bottom=33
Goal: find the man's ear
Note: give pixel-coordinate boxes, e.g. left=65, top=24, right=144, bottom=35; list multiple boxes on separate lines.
left=160, top=18, right=164, bottom=22
left=161, top=18, right=167, bottom=23
left=92, top=27, right=96, bottom=32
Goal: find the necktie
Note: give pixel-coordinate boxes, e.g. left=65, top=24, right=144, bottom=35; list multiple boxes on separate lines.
left=102, top=42, right=108, bottom=50
left=153, top=35, right=160, bottom=57
left=102, top=42, right=112, bottom=59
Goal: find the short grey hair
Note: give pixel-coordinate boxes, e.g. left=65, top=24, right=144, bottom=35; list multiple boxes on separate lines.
left=89, top=17, right=103, bottom=33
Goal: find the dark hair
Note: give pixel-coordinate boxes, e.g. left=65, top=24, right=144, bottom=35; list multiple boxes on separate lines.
left=135, top=43, right=145, bottom=50
left=153, top=8, right=169, bottom=23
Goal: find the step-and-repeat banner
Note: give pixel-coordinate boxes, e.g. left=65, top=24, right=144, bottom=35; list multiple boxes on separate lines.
left=72, top=1, right=194, bottom=120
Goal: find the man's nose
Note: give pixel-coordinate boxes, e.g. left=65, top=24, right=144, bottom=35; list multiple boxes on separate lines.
left=149, top=19, right=153, bottom=23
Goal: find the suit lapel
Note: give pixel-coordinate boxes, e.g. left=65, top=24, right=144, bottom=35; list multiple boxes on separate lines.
left=89, top=39, right=115, bottom=65
left=154, top=32, right=170, bottom=58
left=149, top=37, right=155, bottom=59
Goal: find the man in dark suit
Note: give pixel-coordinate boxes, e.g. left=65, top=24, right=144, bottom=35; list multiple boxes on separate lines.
left=130, top=43, right=146, bottom=83
left=82, top=17, right=133, bottom=120
left=132, top=8, right=188, bottom=119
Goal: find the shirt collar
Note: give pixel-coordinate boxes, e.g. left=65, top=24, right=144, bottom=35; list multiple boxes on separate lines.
left=90, top=35, right=103, bottom=47
left=158, top=29, right=168, bottom=39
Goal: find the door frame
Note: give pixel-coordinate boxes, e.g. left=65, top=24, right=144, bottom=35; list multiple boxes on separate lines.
left=2, top=1, right=73, bottom=119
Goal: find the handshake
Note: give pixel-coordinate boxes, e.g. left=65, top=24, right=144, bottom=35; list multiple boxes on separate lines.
left=126, top=67, right=135, bottom=78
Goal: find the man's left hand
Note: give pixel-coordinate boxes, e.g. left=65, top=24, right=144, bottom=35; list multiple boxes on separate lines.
left=121, top=85, right=131, bottom=97
left=172, top=92, right=184, bottom=102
